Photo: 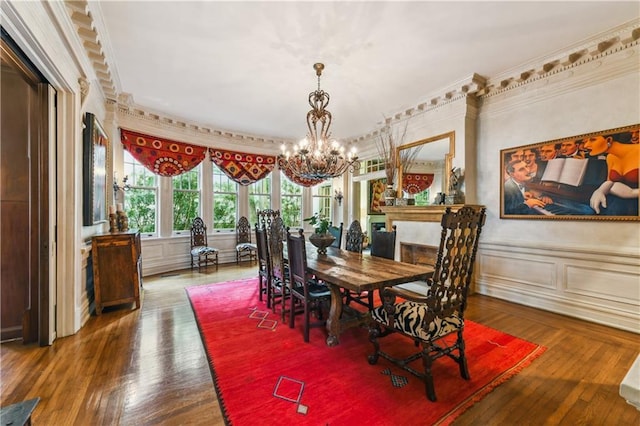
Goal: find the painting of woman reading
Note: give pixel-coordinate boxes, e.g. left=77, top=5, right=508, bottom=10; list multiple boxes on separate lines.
left=500, top=124, right=639, bottom=220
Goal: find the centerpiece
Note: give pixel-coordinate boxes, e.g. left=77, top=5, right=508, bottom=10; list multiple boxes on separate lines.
left=304, top=212, right=335, bottom=255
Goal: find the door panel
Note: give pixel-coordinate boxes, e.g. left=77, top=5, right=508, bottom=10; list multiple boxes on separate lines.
left=1, top=37, right=49, bottom=344
left=1, top=63, right=33, bottom=341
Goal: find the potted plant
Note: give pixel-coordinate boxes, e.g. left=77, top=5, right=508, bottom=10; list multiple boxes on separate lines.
left=304, top=212, right=335, bottom=254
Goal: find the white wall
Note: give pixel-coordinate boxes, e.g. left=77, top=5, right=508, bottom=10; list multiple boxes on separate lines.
left=472, top=43, right=640, bottom=333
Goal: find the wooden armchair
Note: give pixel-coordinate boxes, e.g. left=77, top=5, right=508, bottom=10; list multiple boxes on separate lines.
left=287, top=228, right=331, bottom=342
left=344, top=220, right=374, bottom=309
left=368, top=206, right=486, bottom=401
left=255, top=222, right=271, bottom=306
left=344, top=220, right=364, bottom=254
left=235, top=216, right=257, bottom=264
left=190, top=217, right=218, bottom=270
left=257, top=209, right=280, bottom=229
left=267, top=216, right=289, bottom=320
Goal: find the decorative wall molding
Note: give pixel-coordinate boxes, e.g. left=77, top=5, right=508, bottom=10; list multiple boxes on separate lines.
left=482, top=19, right=639, bottom=99
left=479, top=45, right=639, bottom=117
left=65, top=1, right=117, bottom=101
left=65, top=4, right=638, bottom=153
left=475, top=240, right=640, bottom=334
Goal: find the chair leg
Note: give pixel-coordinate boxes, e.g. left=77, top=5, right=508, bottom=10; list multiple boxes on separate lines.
left=303, top=301, right=310, bottom=343
left=457, top=330, right=470, bottom=380
left=289, top=294, right=296, bottom=329
left=266, top=278, right=272, bottom=309
left=422, top=347, right=437, bottom=401
left=367, top=325, right=382, bottom=365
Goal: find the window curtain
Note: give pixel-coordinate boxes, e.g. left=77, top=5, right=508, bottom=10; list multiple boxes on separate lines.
left=402, top=173, right=434, bottom=194
left=209, top=148, right=276, bottom=186
left=120, top=129, right=207, bottom=177
left=277, top=157, right=326, bottom=187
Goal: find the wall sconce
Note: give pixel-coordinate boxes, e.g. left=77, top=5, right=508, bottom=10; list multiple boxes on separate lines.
left=113, top=174, right=131, bottom=193
left=334, top=189, right=344, bottom=206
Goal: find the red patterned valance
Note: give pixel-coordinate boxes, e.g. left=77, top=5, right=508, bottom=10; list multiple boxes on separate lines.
left=210, top=149, right=276, bottom=186
left=120, top=129, right=207, bottom=177
left=402, top=173, right=434, bottom=194
left=277, top=157, right=326, bottom=187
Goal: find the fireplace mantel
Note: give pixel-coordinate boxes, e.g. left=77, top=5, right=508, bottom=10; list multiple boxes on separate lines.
left=380, top=205, right=476, bottom=229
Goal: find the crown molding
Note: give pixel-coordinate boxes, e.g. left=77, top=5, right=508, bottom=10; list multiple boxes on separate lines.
left=67, top=7, right=639, bottom=148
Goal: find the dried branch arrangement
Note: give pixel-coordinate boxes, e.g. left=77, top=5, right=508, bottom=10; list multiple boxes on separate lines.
left=375, top=119, right=409, bottom=185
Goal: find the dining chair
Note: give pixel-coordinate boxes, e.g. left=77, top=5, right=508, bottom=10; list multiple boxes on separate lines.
left=286, top=228, right=331, bottom=342
left=370, top=225, right=397, bottom=260
left=189, top=217, right=218, bottom=270
left=343, top=220, right=374, bottom=309
left=267, top=215, right=289, bottom=320
left=344, top=220, right=364, bottom=254
left=257, top=209, right=280, bottom=229
left=328, top=222, right=343, bottom=248
left=235, top=216, right=257, bottom=264
left=254, top=222, right=271, bottom=306
left=368, top=206, right=487, bottom=401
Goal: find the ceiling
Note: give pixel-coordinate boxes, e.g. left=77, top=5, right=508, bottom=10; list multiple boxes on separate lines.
left=95, top=1, right=638, bottom=141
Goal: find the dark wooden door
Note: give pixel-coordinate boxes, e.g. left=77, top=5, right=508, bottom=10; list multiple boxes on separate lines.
left=1, top=35, right=50, bottom=344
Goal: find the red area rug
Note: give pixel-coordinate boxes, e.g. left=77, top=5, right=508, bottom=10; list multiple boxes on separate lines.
left=186, top=277, right=545, bottom=425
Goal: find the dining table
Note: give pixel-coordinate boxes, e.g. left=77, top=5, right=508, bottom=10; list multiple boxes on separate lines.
left=303, top=244, right=434, bottom=346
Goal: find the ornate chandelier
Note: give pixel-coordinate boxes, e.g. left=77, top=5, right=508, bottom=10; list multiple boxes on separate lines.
left=279, top=63, right=358, bottom=180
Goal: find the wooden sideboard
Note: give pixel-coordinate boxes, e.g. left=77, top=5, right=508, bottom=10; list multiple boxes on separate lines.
left=91, top=230, right=142, bottom=315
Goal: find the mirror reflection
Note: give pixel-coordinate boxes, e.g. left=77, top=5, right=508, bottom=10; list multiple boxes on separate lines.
left=396, top=131, right=455, bottom=205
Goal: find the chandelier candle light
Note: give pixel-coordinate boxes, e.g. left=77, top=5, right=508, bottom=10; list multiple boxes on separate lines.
left=280, top=63, right=358, bottom=180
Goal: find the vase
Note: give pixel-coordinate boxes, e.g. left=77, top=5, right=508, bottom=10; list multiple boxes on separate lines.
left=308, top=233, right=336, bottom=255
left=384, top=185, right=396, bottom=207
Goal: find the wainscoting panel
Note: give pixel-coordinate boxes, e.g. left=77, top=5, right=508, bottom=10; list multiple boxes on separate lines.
left=476, top=240, right=640, bottom=333
left=564, top=264, right=640, bottom=303
left=141, top=233, right=239, bottom=276
left=479, top=252, right=556, bottom=291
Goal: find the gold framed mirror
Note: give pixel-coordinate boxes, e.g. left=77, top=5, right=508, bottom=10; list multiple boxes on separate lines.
left=395, top=131, right=455, bottom=200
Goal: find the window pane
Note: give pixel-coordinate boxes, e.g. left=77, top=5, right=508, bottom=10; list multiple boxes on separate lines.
left=213, top=167, right=238, bottom=230
left=281, top=176, right=302, bottom=228
left=173, top=166, right=200, bottom=232
left=249, top=176, right=271, bottom=226
left=414, top=189, right=430, bottom=206
left=123, top=151, right=157, bottom=234
left=312, top=183, right=331, bottom=221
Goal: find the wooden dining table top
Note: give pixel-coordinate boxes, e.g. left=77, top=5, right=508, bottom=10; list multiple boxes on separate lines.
left=304, top=244, right=434, bottom=292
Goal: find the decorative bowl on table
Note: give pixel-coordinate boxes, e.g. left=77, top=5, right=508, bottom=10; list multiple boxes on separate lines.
left=308, top=233, right=336, bottom=255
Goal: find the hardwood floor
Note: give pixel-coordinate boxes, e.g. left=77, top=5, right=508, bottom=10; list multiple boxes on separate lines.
left=1, top=263, right=638, bottom=425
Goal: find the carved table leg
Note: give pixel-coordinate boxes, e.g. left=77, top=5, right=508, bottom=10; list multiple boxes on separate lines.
left=325, top=282, right=344, bottom=347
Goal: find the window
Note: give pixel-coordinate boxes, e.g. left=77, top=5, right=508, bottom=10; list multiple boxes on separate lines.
left=249, top=176, right=271, bottom=227
left=414, top=189, right=431, bottom=206
left=312, top=183, right=331, bottom=221
left=212, top=166, right=238, bottom=230
left=123, top=150, right=157, bottom=235
left=360, top=159, right=385, bottom=174
left=281, top=176, right=302, bottom=228
left=172, top=166, right=200, bottom=233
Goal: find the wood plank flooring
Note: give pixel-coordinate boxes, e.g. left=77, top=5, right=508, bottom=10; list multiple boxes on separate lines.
left=1, top=263, right=638, bottom=425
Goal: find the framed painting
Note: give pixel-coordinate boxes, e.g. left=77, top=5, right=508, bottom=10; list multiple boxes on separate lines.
left=368, top=178, right=387, bottom=214
left=83, top=112, right=109, bottom=226
left=500, top=123, right=639, bottom=221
